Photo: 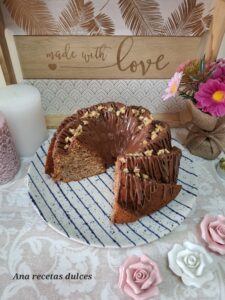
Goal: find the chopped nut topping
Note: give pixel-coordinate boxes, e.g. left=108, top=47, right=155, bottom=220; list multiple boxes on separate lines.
left=144, top=149, right=153, bottom=157
left=142, top=174, right=149, bottom=179
left=119, top=157, right=126, bottom=164
left=128, top=152, right=142, bottom=156
left=64, top=144, right=69, bottom=149
left=89, top=111, right=100, bottom=118
left=73, top=124, right=83, bottom=137
left=143, top=140, right=148, bottom=146
left=82, top=120, right=89, bottom=125
left=116, top=110, right=121, bottom=116
left=97, top=105, right=104, bottom=111
left=65, top=136, right=72, bottom=143
left=157, top=149, right=170, bottom=156
left=143, top=117, right=152, bottom=126
left=151, top=131, right=158, bottom=140
left=135, top=173, right=141, bottom=177
left=138, top=125, right=143, bottom=130
left=81, top=111, right=89, bottom=119
left=120, top=106, right=126, bottom=114
left=107, top=107, right=114, bottom=112
left=133, top=166, right=140, bottom=173
left=155, top=124, right=163, bottom=133
left=69, top=128, right=75, bottom=135
left=123, top=168, right=129, bottom=173
left=141, top=108, right=145, bottom=113
left=132, top=109, right=140, bottom=117
left=139, top=116, right=144, bottom=121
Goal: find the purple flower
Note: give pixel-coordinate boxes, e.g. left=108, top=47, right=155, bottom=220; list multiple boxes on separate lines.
left=195, top=79, right=225, bottom=117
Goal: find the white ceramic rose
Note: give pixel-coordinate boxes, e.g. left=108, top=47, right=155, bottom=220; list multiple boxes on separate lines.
left=168, top=241, right=214, bottom=288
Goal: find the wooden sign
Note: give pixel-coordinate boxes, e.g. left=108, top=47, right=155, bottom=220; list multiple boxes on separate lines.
left=15, top=36, right=201, bottom=79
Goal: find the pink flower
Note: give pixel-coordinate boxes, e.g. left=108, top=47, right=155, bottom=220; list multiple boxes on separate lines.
left=118, top=255, right=162, bottom=300
left=200, top=214, right=225, bottom=255
left=212, top=59, right=225, bottom=82
left=162, top=72, right=183, bottom=101
left=177, top=62, right=189, bottom=72
left=195, top=79, right=225, bottom=117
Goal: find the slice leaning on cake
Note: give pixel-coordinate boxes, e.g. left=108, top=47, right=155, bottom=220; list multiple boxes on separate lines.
left=45, top=102, right=182, bottom=224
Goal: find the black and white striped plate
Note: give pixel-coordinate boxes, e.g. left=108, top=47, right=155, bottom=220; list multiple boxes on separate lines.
left=28, top=138, right=198, bottom=248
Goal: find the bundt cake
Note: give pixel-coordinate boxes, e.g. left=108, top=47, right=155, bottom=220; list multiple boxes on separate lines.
left=45, top=102, right=182, bottom=224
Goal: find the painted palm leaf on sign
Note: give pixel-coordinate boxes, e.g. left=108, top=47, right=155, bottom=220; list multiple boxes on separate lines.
left=59, top=0, right=114, bottom=35
left=82, top=13, right=115, bottom=35
left=163, top=0, right=212, bottom=36
left=3, top=0, right=59, bottom=35
left=3, top=0, right=212, bottom=36
left=118, top=0, right=164, bottom=35
left=58, top=0, right=93, bottom=33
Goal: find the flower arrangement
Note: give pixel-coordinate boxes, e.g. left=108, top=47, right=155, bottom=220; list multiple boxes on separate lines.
left=163, top=56, right=225, bottom=160
left=163, top=57, right=225, bottom=118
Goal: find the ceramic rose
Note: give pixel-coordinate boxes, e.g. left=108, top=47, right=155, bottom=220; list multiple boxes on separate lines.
left=118, top=255, right=162, bottom=300
left=200, top=214, right=225, bottom=255
left=168, top=241, right=214, bottom=288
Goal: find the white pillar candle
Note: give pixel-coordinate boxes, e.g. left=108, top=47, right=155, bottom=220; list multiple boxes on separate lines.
left=0, top=65, right=6, bottom=87
left=0, top=84, right=47, bottom=156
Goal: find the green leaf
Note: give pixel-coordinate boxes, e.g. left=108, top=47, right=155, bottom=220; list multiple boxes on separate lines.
left=199, top=55, right=205, bottom=73
left=206, top=69, right=214, bottom=79
left=189, top=75, right=199, bottom=81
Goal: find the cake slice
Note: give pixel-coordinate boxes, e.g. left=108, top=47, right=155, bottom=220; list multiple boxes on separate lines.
left=112, top=172, right=181, bottom=224
left=112, top=148, right=182, bottom=223
left=122, top=146, right=182, bottom=184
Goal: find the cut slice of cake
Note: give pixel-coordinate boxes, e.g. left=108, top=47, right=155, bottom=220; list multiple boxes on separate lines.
left=112, top=172, right=181, bottom=224
left=121, top=146, right=182, bottom=184
left=112, top=148, right=182, bottom=223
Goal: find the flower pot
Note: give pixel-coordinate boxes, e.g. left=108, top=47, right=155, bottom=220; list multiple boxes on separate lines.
left=186, top=100, right=218, bottom=131
left=185, top=101, right=225, bottom=160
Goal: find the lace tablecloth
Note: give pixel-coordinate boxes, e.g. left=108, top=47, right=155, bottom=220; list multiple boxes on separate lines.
left=1, top=129, right=225, bottom=300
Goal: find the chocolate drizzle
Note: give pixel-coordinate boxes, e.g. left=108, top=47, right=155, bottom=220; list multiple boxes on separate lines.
left=118, top=172, right=181, bottom=213
left=115, top=146, right=182, bottom=213
left=121, top=146, right=181, bottom=184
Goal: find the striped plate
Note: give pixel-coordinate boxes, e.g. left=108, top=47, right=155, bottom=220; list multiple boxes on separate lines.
left=28, top=138, right=197, bottom=248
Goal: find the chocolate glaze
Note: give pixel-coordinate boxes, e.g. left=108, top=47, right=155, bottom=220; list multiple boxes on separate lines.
left=146, top=120, right=172, bottom=152
left=121, top=146, right=181, bottom=184
left=118, top=172, right=181, bottom=213
left=49, top=102, right=157, bottom=168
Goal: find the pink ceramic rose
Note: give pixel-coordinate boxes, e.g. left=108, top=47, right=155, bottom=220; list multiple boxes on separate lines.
left=118, top=255, right=162, bottom=300
left=200, top=214, right=225, bottom=255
